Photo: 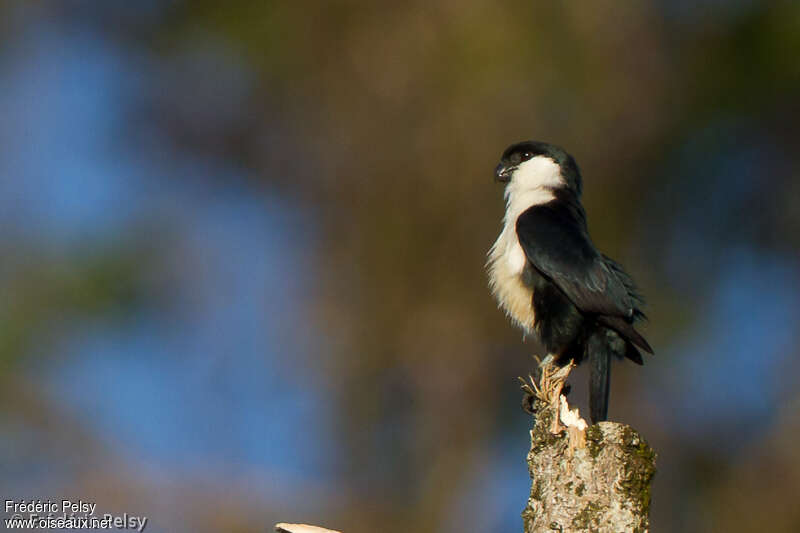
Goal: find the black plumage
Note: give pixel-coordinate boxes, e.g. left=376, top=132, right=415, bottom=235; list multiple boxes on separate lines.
left=489, top=141, right=652, bottom=423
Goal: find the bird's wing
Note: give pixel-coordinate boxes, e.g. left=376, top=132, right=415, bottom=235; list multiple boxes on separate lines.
left=601, top=253, right=646, bottom=320
left=515, top=202, right=636, bottom=320
left=516, top=202, right=653, bottom=353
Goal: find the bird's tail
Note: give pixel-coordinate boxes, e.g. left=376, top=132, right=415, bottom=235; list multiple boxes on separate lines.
left=587, top=331, right=611, bottom=424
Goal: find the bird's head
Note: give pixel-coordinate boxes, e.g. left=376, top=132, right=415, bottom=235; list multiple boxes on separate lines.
left=495, top=141, right=582, bottom=197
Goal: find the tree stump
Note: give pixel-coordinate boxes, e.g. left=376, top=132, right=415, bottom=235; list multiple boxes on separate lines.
left=520, top=362, right=656, bottom=532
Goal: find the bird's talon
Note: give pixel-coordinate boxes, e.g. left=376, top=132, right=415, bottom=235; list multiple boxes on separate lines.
left=539, top=354, right=555, bottom=368
left=521, top=391, right=537, bottom=414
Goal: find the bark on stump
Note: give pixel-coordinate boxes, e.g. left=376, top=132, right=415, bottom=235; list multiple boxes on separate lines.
left=521, top=363, right=656, bottom=533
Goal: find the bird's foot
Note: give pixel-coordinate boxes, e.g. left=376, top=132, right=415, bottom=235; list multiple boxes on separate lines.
left=520, top=389, right=537, bottom=414
left=519, top=376, right=571, bottom=415
left=520, top=356, right=576, bottom=435
left=538, top=354, right=556, bottom=368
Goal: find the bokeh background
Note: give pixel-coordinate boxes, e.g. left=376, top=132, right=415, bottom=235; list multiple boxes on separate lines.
left=1, top=1, right=799, bottom=531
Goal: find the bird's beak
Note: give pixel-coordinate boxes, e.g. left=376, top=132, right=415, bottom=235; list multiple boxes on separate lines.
left=495, top=163, right=514, bottom=183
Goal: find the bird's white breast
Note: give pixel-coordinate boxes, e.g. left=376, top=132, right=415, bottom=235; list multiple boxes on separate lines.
left=488, top=223, right=536, bottom=333
left=507, top=241, right=527, bottom=274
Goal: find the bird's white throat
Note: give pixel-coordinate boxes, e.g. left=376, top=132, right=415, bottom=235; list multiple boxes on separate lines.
left=503, top=155, right=564, bottom=221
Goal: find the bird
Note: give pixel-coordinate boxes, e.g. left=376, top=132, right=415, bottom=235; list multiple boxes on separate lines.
left=487, top=140, right=652, bottom=423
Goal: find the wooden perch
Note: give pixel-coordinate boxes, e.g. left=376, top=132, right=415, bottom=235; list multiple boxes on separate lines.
left=275, top=523, right=341, bottom=533
left=520, top=361, right=656, bottom=532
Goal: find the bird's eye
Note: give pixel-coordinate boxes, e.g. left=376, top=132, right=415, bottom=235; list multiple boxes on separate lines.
left=520, top=152, right=533, bottom=161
